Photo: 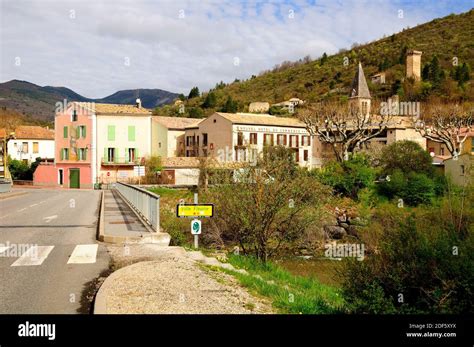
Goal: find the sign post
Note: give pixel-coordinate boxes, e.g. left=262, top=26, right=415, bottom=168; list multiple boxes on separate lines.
left=193, top=193, right=199, bottom=249
left=176, top=192, right=214, bottom=250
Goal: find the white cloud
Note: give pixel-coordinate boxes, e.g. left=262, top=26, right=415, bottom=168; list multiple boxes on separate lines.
left=0, top=0, right=470, bottom=98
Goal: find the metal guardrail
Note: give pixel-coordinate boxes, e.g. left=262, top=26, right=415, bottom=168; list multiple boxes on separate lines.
left=115, top=182, right=160, bottom=232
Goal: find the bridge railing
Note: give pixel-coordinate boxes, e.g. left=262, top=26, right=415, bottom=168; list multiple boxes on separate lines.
left=115, top=182, right=160, bottom=232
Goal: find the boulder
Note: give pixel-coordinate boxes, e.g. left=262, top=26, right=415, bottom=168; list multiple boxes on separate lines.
left=323, top=225, right=347, bottom=239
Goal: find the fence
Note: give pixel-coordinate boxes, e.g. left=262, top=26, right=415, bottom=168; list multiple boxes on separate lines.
left=115, top=182, right=160, bottom=232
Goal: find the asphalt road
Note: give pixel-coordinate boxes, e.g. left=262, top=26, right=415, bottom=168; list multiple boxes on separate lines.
left=0, top=188, right=110, bottom=314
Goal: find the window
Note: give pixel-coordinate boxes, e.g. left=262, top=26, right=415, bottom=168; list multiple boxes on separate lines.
left=440, top=147, right=445, bottom=156
left=361, top=101, right=368, bottom=115
left=277, top=134, right=287, bottom=146
left=22, top=142, right=28, bottom=153
left=78, top=125, right=86, bottom=138
left=237, top=132, right=244, bottom=146
left=107, top=125, right=115, bottom=141
left=290, top=135, right=299, bottom=148
left=72, top=110, right=77, bottom=122
left=292, top=149, right=299, bottom=162
left=301, top=136, right=311, bottom=146
left=61, top=148, right=69, bottom=160
left=264, top=134, right=274, bottom=146
left=78, top=148, right=87, bottom=161
left=33, top=142, right=39, bottom=153
left=203, top=133, right=208, bottom=146
left=128, top=126, right=135, bottom=141
left=126, top=148, right=136, bottom=163
left=460, top=165, right=465, bottom=176
left=107, top=148, right=115, bottom=162
left=186, top=136, right=195, bottom=146
left=249, top=133, right=257, bottom=145
left=304, top=150, right=309, bottom=162
left=63, top=126, right=68, bottom=139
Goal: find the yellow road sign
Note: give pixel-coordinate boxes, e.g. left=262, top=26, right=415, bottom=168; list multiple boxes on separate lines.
left=176, top=204, right=214, bottom=218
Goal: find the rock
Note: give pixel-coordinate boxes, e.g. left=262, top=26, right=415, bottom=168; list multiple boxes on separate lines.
left=346, top=225, right=359, bottom=237
left=324, top=225, right=347, bottom=239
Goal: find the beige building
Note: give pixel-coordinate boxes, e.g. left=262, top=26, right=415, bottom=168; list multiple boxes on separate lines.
left=184, top=112, right=316, bottom=168
left=406, top=50, right=422, bottom=81
left=152, top=116, right=203, bottom=158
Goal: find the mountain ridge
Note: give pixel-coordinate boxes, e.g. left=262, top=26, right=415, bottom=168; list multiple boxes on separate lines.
left=0, top=79, right=179, bottom=121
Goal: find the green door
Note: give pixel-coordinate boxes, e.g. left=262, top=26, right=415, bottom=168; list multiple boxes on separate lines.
left=69, top=169, right=80, bottom=189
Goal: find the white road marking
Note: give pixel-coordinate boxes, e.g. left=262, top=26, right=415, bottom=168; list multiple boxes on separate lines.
left=17, top=208, right=27, bottom=212
left=67, top=244, right=98, bottom=264
left=43, top=215, right=58, bottom=223
left=29, top=203, right=38, bottom=207
left=0, top=246, right=12, bottom=254
left=11, top=246, right=55, bottom=266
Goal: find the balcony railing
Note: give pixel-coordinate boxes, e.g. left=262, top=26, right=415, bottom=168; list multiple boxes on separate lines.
left=101, top=157, right=142, bottom=166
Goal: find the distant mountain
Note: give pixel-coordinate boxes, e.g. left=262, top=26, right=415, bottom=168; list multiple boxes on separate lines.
left=0, top=80, right=179, bottom=121
left=96, top=88, right=179, bottom=109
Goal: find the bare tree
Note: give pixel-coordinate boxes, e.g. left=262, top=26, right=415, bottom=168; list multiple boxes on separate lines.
left=415, top=103, right=473, bottom=157
left=299, top=101, right=391, bottom=162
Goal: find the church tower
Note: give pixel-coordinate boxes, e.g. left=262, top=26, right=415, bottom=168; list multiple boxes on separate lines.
left=349, top=62, right=371, bottom=116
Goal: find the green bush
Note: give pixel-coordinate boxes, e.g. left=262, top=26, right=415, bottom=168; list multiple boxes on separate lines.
left=160, top=209, right=187, bottom=246
left=380, top=140, right=434, bottom=177
left=341, top=203, right=474, bottom=314
left=318, top=154, right=377, bottom=199
left=378, top=170, right=435, bottom=206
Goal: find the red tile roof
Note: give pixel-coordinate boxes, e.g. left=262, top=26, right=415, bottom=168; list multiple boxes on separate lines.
left=14, top=126, right=54, bottom=140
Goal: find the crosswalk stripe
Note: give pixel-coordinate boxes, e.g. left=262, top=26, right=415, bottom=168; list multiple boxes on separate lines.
left=67, top=244, right=98, bottom=264
left=0, top=246, right=11, bottom=254
left=11, top=246, right=54, bottom=267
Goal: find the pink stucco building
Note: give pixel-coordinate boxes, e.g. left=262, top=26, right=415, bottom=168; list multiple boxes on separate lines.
left=34, top=103, right=93, bottom=188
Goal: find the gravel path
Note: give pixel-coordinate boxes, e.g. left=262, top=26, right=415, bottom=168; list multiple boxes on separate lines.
left=97, top=245, right=273, bottom=314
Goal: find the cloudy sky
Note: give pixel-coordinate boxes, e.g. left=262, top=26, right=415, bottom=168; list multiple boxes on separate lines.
left=0, top=0, right=472, bottom=98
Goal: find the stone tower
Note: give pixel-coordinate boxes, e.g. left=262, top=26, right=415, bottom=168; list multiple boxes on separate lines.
left=349, top=62, right=371, bottom=116
left=406, top=50, right=422, bottom=81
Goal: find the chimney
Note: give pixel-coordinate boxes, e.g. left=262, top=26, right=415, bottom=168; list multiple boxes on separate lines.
left=136, top=98, right=142, bottom=108
left=406, top=50, right=422, bottom=81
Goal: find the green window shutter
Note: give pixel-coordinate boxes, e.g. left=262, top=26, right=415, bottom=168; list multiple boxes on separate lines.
left=63, top=126, right=68, bottom=138
left=83, top=148, right=87, bottom=161
left=60, top=148, right=64, bottom=160
left=125, top=148, right=129, bottom=162
left=104, top=147, right=107, bottom=163
left=128, top=126, right=135, bottom=141
left=108, top=125, right=115, bottom=141
left=136, top=148, right=140, bottom=162
left=82, top=126, right=87, bottom=138
left=114, top=148, right=119, bottom=163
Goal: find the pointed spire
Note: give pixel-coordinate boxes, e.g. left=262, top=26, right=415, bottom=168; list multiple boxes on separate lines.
left=349, top=62, right=371, bottom=99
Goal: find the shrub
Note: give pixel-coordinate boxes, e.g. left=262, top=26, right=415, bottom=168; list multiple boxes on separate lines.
left=377, top=170, right=435, bottom=206
left=380, top=140, right=434, bottom=177
left=318, top=154, right=377, bottom=199
left=340, top=202, right=474, bottom=314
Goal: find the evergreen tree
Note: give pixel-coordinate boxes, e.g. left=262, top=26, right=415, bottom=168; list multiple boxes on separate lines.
left=188, top=86, right=200, bottom=99
left=202, top=92, right=217, bottom=108
left=221, top=96, right=238, bottom=113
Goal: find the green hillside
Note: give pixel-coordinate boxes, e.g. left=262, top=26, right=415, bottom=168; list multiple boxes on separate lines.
left=155, top=9, right=474, bottom=118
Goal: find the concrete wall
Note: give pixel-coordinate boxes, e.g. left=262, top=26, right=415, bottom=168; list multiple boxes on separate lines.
left=8, top=139, right=54, bottom=163
left=387, top=128, right=426, bottom=150
left=174, top=168, right=200, bottom=185
left=444, top=154, right=473, bottom=186
left=34, top=163, right=93, bottom=188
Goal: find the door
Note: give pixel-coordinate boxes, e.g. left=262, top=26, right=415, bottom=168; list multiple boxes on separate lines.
left=69, top=169, right=80, bottom=189
left=58, top=169, right=63, bottom=185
